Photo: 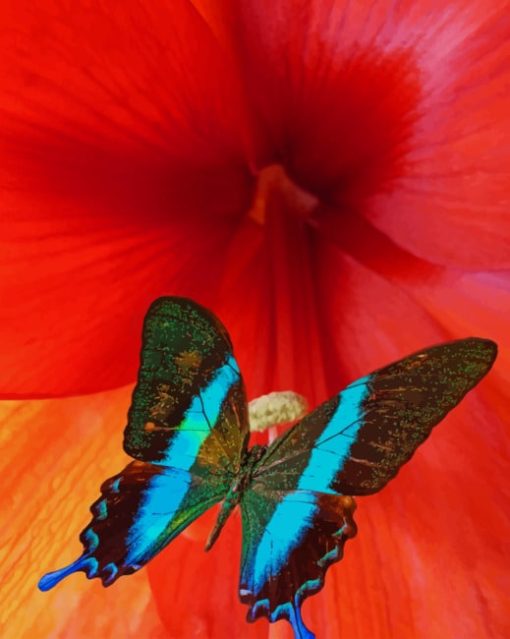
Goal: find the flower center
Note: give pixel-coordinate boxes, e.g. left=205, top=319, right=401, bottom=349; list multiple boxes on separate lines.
left=248, top=164, right=319, bottom=225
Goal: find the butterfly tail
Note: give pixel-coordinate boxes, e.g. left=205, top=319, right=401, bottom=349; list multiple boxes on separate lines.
left=38, top=555, right=98, bottom=591
left=289, top=601, right=315, bottom=639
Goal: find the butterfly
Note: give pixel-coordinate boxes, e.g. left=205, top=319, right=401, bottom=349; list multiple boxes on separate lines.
left=38, top=297, right=497, bottom=639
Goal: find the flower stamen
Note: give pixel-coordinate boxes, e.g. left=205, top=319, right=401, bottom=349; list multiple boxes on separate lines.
left=248, top=390, right=308, bottom=432
left=248, top=164, right=318, bottom=225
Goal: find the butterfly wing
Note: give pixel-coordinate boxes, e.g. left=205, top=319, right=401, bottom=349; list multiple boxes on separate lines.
left=124, top=296, right=248, bottom=475
left=239, top=337, right=496, bottom=637
left=39, top=461, right=229, bottom=590
left=255, top=337, right=497, bottom=496
left=239, top=488, right=356, bottom=639
left=39, top=297, right=248, bottom=590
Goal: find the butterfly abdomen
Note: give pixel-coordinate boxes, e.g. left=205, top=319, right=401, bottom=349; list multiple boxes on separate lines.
left=205, top=445, right=268, bottom=551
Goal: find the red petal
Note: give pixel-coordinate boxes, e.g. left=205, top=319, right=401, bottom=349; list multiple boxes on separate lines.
left=0, top=1, right=255, bottom=171
left=0, top=0, right=256, bottom=397
left=0, top=213, right=240, bottom=397
left=216, top=0, right=510, bottom=268
left=409, top=270, right=510, bottom=375
left=364, top=3, right=510, bottom=269
left=315, top=243, right=447, bottom=383
left=216, top=209, right=331, bottom=405
left=149, top=516, right=268, bottom=639
left=317, top=212, right=510, bottom=395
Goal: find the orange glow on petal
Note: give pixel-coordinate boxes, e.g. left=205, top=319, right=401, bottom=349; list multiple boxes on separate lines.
left=0, top=388, right=165, bottom=639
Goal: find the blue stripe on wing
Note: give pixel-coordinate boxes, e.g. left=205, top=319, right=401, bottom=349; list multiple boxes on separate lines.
left=38, top=463, right=227, bottom=592
left=160, top=355, right=240, bottom=468
left=297, top=375, right=372, bottom=492
left=241, top=491, right=357, bottom=639
left=124, top=469, right=192, bottom=564
left=251, top=600, right=315, bottom=639
left=252, top=493, right=317, bottom=593
left=241, top=378, right=370, bottom=638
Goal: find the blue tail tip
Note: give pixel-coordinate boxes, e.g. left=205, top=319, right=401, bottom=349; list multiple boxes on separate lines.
left=38, top=556, right=88, bottom=592
left=38, top=571, right=60, bottom=592
left=289, top=602, right=316, bottom=639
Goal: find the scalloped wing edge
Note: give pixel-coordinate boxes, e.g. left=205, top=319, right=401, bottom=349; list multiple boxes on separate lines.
left=240, top=496, right=357, bottom=639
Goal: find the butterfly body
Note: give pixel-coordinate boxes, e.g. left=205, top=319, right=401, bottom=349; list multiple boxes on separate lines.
left=38, top=297, right=497, bottom=639
left=206, top=444, right=267, bottom=551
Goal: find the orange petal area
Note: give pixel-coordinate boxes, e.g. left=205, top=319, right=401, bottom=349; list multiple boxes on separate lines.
left=0, top=388, right=166, bottom=638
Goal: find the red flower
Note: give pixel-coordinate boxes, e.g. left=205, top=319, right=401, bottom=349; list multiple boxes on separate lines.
left=1, top=1, right=509, bottom=638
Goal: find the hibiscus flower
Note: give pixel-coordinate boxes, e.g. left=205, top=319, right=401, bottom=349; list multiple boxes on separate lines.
left=1, top=1, right=509, bottom=638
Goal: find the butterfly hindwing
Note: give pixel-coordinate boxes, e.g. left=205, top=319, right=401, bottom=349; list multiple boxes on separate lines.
left=239, top=337, right=496, bottom=635
left=39, top=461, right=229, bottom=590
left=240, top=488, right=356, bottom=639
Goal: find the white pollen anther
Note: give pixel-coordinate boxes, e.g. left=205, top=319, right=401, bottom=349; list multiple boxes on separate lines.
left=248, top=391, right=308, bottom=432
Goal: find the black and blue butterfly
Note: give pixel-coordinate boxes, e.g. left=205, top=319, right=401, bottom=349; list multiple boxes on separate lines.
left=39, top=297, right=497, bottom=639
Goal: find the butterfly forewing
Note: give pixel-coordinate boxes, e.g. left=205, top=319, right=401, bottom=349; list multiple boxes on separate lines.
left=255, top=338, right=496, bottom=496
left=124, top=297, right=249, bottom=474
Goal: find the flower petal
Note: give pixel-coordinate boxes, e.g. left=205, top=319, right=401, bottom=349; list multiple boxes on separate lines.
left=216, top=210, right=331, bottom=404
left=407, top=269, right=510, bottom=430
left=364, top=2, right=510, bottom=269
left=149, top=516, right=269, bottom=639
left=316, top=243, right=447, bottom=383
left=1, top=388, right=166, bottom=638
left=0, top=0, right=256, bottom=397
left=217, top=0, right=510, bottom=268
left=0, top=212, right=240, bottom=397
left=416, top=271, right=510, bottom=374
left=0, top=0, right=255, bottom=172
left=318, top=206, right=510, bottom=392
